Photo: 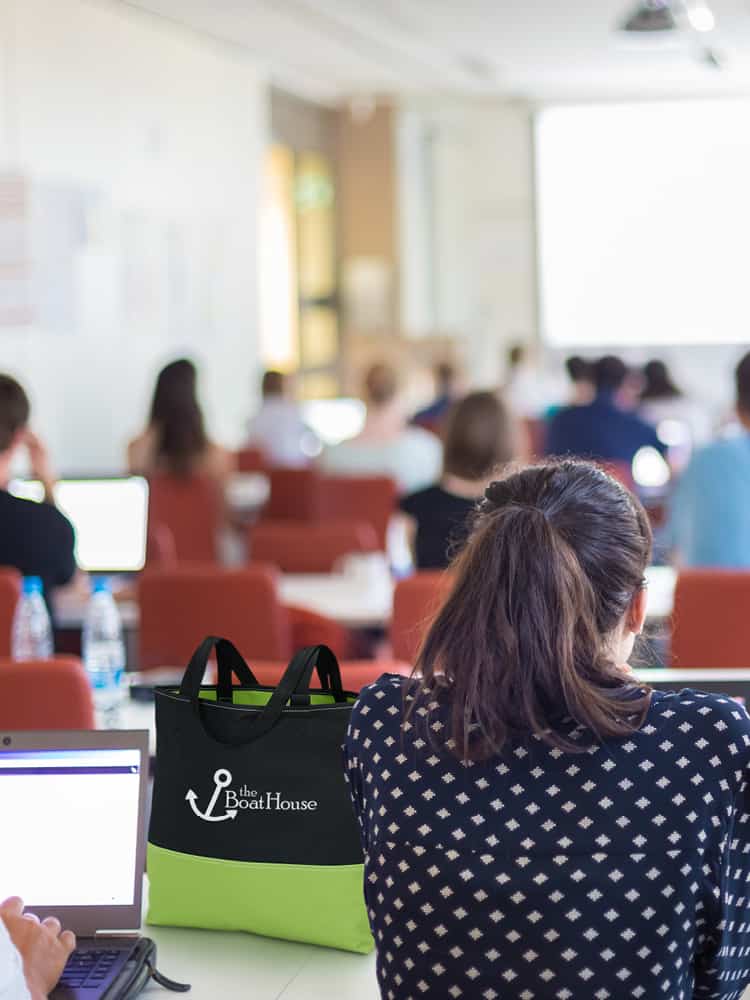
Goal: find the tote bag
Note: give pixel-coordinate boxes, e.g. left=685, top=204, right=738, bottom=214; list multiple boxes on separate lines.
left=146, top=636, right=373, bottom=954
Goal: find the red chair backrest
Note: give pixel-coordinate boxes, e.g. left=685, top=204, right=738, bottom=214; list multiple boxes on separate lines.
left=0, top=568, right=21, bottom=658
left=138, top=565, right=292, bottom=670
left=671, top=569, right=750, bottom=669
left=0, top=657, right=95, bottom=729
left=265, top=468, right=322, bottom=521
left=320, top=476, right=397, bottom=551
left=245, top=659, right=412, bottom=690
left=391, top=571, right=453, bottom=664
left=236, top=447, right=268, bottom=473
left=250, top=519, right=379, bottom=573
left=148, top=475, right=222, bottom=563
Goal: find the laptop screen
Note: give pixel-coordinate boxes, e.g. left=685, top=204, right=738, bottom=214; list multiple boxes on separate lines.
left=8, top=477, right=149, bottom=573
left=0, top=747, right=142, bottom=907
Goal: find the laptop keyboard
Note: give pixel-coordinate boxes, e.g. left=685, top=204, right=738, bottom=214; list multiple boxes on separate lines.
left=58, top=948, right=121, bottom=990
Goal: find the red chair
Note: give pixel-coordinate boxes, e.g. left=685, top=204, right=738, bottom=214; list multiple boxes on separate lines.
left=249, top=520, right=378, bottom=573
left=390, top=571, right=454, bottom=664
left=148, top=475, right=223, bottom=564
left=246, top=659, right=412, bottom=691
left=236, top=447, right=268, bottom=473
left=145, top=523, right=177, bottom=569
left=138, top=566, right=348, bottom=670
left=264, top=468, right=322, bottom=521
left=0, top=568, right=21, bottom=658
left=671, top=570, right=750, bottom=669
left=320, top=476, right=397, bottom=551
left=0, top=657, right=95, bottom=729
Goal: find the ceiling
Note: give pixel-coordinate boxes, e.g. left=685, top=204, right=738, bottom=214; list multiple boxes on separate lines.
left=123, top=0, right=750, bottom=103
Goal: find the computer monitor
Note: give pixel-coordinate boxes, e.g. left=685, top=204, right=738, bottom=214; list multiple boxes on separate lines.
left=8, top=477, right=149, bottom=574
left=0, top=730, right=148, bottom=935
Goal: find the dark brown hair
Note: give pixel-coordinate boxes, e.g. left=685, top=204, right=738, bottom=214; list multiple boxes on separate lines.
left=640, top=359, right=681, bottom=401
left=149, top=359, right=208, bottom=477
left=262, top=370, right=285, bottom=398
left=412, top=460, right=652, bottom=760
left=736, top=351, right=750, bottom=415
left=364, top=363, right=398, bottom=407
left=0, top=375, right=30, bottom=452
left=442, top=391, right=514, bottom=481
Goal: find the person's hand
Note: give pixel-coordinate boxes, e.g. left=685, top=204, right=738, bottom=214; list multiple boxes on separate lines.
left=23, top=430, right=56, bottom=500
left=0, top=897, right=75, bottom=1000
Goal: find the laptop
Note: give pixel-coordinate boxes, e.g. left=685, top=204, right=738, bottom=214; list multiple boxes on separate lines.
left=8, top=477, right=149, bottom=575
left=0, top=730, right=150, bottom=998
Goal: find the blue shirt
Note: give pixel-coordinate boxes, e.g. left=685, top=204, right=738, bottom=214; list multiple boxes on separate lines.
left=344, top=676, right=750, bottom=1000
left=546, top=393, right=664, bottom=464
left=668, top=433, right=750, bottom=567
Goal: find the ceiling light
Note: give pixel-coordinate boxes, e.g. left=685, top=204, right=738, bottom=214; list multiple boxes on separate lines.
left=686, top=3, right=716, bottom=32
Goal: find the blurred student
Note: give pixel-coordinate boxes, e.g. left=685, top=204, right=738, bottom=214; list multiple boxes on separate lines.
left=0, top=375, right=76, bottom=599
left=668, top=351, right=750, bottom=567
left=639, top=359, right=712, bottom=449
left=565, top=355, right=595, bottom=406
left=400, top=392, right=514, bottom=569
left=346, top=460, right=750, bottom=998
left=546, top=355, right=664, bottom=465
left=503, top=342, right=551, bottom=418
left=1, top=895, right=75, bottom=999
left=245, top=370, right=317, bottom=468
left=127, top=359, right=234, bottom=484
left=321, top=363, right=442, bottom=494
left=411, top=361, right=462, bottom=434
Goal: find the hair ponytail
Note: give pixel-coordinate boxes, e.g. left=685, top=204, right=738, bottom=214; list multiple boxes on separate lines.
left=411, top=461, right=652, bottom=759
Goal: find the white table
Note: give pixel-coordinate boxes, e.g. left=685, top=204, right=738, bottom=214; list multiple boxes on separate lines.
left=139, top=879, right=378, bottom=999
left=55, top=565, right=679, bottom=634
left=278, top=575, right=393, bottom=630
left=54, top=574, right=394, bottom=632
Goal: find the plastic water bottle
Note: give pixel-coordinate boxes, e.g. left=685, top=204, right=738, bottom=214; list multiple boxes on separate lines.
left=82, top=578, right=126, bottom=724
left=11, top=577, right=54, bottom=660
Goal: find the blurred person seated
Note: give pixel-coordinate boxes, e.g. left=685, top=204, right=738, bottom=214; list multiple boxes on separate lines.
left=546, top=354, right=665, bottom=466
left=346, top=460, right=750, bottom=998
left=1, top=895, right=75, bottom=999
left=565, top=355, right=595, bottom=406
left=503, top=342, right=551, bottom=418
left=400, top=391, right=514, bottom=569
left=411, top=361, right=463, bottom=434
left=246, top=369, right=319, bottom=468
left=668, top=351, right=750, bottom=567
left=0, top=374, right=77, bottom=600
left=639, top=359, right=712, bottom=451
left=320, top=362, right=442, bottom=494
left=127, top=358, right=235, bottom=485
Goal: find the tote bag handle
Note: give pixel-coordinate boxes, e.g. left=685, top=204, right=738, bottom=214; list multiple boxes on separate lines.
left=181, top=643, right=348, bottom=746
left=179, top=636, right=260, bottom=702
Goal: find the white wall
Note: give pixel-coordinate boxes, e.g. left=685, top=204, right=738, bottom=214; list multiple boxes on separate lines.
left=397, top=100, right=537, bottom=386
left=0, top=0, right=266, bottom=472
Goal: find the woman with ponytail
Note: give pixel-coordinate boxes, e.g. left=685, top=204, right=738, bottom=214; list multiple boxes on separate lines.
left=345, top=460, right=750, bottom=999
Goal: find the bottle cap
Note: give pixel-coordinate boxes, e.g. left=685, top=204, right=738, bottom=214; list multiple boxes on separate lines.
left=22, top=576, right=43, bottom=595
left=92, top=576, right=111, bottom=594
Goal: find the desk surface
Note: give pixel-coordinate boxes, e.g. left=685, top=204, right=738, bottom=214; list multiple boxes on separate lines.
left=139, top=880, right=378, bottom=999
left=56, top=565, right=679, bottom=633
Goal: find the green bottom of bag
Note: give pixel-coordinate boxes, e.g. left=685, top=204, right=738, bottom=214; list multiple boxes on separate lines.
left=146, top=843, right=374, bottom=954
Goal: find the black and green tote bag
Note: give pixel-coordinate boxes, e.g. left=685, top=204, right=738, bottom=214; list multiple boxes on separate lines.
left=146, top=637, right=373, bottom=954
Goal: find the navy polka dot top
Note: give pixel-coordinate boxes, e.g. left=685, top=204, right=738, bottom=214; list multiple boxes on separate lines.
left=343, top=676, right=750, bottom=1000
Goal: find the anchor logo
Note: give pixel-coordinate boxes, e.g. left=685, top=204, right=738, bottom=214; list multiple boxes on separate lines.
left=185, top=768, right=237, bottom=822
